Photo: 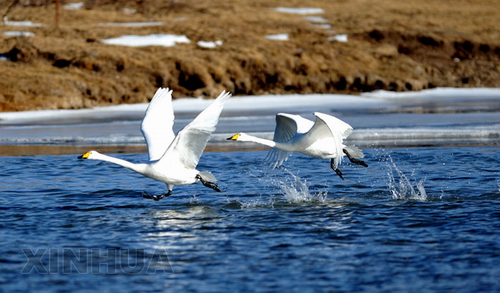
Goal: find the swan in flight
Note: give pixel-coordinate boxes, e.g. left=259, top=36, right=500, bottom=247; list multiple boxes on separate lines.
left=227, top=112, right=367, bottom=179
left=79, top=88, right=232, bottom=201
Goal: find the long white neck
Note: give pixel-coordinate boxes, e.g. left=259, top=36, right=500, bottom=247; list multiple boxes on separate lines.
left=240, top=134, right=291, bottom=151
left=91, top=152, right=148, bottom=175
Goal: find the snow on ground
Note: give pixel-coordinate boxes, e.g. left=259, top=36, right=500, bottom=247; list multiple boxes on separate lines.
left=264, top=34, right=289, bottom=41
left=3, top=19, right=43, bottom=27
left=273, top=7, right=325, bottom=14
left=327, top=34, right=348, bottom=42
left=304, top=16, right=328, bottom=23
left=197, top=40, right=223, bottom=49
left=101, top=34, right=190, bottom=47
left=3, top=31, right=35, bottom=37
left=311, top=23, right=332, bottom=29
left=98, top=22, right=164, bottom=27
left=64, top=2, right=84, bottom=10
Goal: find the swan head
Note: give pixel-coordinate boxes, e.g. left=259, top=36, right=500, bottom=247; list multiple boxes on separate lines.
left=227, top=133, right=252, bottom=142
left=78, top=150, right=100, bottom=160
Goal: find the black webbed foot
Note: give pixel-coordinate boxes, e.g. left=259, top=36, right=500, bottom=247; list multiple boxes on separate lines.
left=196, top=174, right=221, bottom=192
left=142, top=190, right=172, bottom=201
left=330, top=159, right=345, bottom=180
left=343, top=149, right=368, bottom=167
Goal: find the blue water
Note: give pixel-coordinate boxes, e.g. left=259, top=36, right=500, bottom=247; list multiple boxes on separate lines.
left=1, top=146, right=499, bottom=292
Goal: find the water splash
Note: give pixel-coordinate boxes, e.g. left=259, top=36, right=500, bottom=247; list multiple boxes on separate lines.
left=386, top=156, right=427, bottom=201
left=239, top=197, right=275, bottom=209
left=271, top=169, right=327, bottom=204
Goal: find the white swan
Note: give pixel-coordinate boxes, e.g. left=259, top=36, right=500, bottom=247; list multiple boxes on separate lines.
left=227, top=112, right=367, bottom=179
left=79, top=88, right=232, bottom=200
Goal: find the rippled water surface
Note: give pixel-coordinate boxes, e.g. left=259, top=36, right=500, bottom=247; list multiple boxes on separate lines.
left=1, top=146, right=499, bottom=292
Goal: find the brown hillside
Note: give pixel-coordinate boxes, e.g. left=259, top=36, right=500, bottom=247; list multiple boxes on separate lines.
left=0, top=0, right=499, bottom=111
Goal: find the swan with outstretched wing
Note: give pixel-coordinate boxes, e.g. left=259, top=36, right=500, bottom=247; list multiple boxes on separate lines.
left=79, top=88, right=232, bottom=200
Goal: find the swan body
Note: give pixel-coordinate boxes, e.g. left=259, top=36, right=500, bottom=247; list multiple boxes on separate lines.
left=228, top=112, right=367, bottom=179
left=79, top=88, right=231, bottom=200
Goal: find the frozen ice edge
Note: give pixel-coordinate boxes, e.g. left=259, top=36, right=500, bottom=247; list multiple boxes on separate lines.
left=0, top=88, right=499, bottom=148
left=1, top=87, right=499, bottom=124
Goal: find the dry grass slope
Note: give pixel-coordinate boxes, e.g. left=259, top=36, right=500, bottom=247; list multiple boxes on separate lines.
left=0, top=0, right=499, bottom=111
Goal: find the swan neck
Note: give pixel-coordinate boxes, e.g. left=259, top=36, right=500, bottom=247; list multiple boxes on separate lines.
left=94, top=153, right=146, bottom=174
left=247, top=135, right=277, bottom=148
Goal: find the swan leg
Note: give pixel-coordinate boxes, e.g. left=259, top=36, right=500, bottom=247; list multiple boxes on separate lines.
left=343, top=149, right=368, bottom=167
left=196, top=174, right=221, bottom=192
left=142, top=190, right=172, bottom=201
left=330, top=159, right=344, bottom=180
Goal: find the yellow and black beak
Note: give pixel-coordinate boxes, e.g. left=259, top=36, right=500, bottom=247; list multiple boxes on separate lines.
left=226, top=134, right=240, bottom=141
left=78, top=152, right=90, bottom=159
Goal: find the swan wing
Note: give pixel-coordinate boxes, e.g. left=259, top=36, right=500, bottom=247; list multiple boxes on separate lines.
left=140, top=88, right=175, bottom=161
left=264, top=113, right=314, bottom=168
left=158, top=91, right=232, bottom=169
left=314, top=112, right=353, bottom=139
left=308, top=112, right=353, bottom=167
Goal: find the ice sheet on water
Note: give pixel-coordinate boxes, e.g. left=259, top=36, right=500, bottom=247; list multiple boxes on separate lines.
left=0, top=92, right=389, bottom=124
left=362, top=87, right=500, bottom=100
left=0, top=88, right=499, bottom=147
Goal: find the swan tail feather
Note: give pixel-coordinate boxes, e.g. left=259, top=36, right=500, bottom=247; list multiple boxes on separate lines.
left=198, top=171, right=217, bottom=182
left=344, top=145, right=364, bottom=158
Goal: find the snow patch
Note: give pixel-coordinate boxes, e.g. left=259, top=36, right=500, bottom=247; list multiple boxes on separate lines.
left=3, top=31, right=35, bottom=37
left=197, top=40, right=223, bottom=49
left=327, top=34, right=348, bottom=42
left=3, top=19, right=43, bottom=27
left=101, top=34, right=190, bottom=47
left=99, top=22, right=164, bottom=27
left=273, top=7, right=325, bottom=14
left=265, top=33, right=289, bottom=41
left=64, top=2, right=84, bottom=10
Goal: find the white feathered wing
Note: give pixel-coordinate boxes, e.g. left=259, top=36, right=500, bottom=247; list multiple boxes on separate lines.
left=140, top=88, right=175, bottom=161
left=156, top=91, right=232, bottom=171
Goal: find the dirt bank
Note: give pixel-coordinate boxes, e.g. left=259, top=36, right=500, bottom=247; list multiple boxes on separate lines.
left=0, top=0, right=499, bottom=111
